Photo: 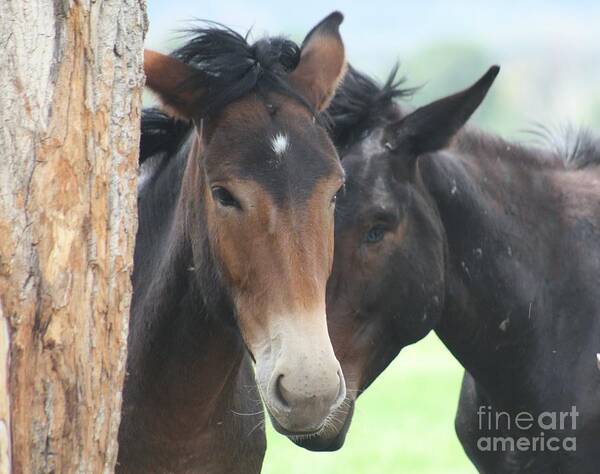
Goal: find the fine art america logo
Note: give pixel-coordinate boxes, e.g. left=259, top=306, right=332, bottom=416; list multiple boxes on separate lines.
left=477, top=406, right=578, bottom=452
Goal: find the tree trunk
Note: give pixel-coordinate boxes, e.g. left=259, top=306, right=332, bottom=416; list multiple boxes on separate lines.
left=0, top=1, right=145, bottom=472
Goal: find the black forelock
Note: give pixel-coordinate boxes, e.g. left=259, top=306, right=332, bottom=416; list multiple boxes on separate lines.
left=173, top=22, right=313, bottom=119
left=326, top=64, right=417, bottom=152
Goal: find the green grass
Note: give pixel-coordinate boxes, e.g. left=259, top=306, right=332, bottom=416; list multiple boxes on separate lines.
left=262, top=334, right=477, bottom=474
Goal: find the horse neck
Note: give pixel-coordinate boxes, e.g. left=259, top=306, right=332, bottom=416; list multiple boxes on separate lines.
left=421, top=129, right=566, bottom=390
left=125, top=134, right=246, bottom=419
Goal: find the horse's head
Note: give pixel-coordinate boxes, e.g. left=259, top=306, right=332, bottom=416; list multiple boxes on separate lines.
left=143, top=13, right=347, bottom=436
left=294, top=65, right=499, bottom=450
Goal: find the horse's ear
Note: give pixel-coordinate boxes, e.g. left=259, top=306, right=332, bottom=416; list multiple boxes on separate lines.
left=387, top=66, right=500, bottom=156
left=288, top=12, right=346, bottom=112
left=144, top=50, right=204, bottom=119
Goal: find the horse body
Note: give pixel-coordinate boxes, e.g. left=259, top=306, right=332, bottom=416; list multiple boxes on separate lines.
left=424, top=132, right=600, bottom=473
left=307, top=65, right=600, bottom=472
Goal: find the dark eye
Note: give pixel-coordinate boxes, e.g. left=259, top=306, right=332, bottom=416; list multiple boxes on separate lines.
left=364, top=225, right=387, bottom=244
left=211, top=186, right=240, bottom=209
left=332, top=184, right=345, bottom=205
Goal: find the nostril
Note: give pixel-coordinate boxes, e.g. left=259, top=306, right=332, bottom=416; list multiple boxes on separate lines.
left=332, top=370, right=346, bottom=408
left=274, top=374, right=290, bottom=409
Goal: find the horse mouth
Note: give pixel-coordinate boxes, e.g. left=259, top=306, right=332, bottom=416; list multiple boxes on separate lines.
left=267, top=411, right=327, bottom=438
left=289, top=399, right=355, bottom=452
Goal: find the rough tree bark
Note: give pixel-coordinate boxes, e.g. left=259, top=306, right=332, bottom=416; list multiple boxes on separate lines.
left=0, top=1, right=146, bottom=472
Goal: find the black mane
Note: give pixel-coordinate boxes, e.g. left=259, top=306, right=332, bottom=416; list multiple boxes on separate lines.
left=327, top=65, right=415, bottom=151
left=139, top=108, right=191, bottom=165
left=174, top=23, right=308, bottom=118
left=526, top=124, right=600, bottom=169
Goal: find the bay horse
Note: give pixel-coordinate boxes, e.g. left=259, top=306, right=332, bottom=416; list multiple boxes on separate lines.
left=117, top=13, right=348, bottom=473
left=298, top=65, right=600, bottom=473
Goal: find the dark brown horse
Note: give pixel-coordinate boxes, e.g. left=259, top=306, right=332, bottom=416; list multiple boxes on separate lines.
left=296, top=65, right=600, bottom=473
left=118, top=13, right=348, bottom=473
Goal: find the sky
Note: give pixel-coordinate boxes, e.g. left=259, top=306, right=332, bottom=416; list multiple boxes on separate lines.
left=145, top=0, right=600, bottom=61
left=145, top=1, right=600, bottom=134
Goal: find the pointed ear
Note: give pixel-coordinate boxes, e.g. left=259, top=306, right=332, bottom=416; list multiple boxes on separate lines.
left=144, top=50, right=205, bottom=119
left=288, top=12, right=346, bottom=112
left=386, top=66, right=500, bottom=155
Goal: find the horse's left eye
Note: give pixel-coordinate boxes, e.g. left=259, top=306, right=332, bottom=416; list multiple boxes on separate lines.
left=364, top=225, right=387, bottom=244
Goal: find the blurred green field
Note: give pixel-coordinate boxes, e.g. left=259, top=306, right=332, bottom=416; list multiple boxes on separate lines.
left=262, top=334, right=477, bottom=474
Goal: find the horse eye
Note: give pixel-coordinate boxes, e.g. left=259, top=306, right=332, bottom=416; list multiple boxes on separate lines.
left=364, top=225, right=387, bottom=244
left=211, top=186, right=240, bottom=209
left=332, top=184, right=345, bottom=205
